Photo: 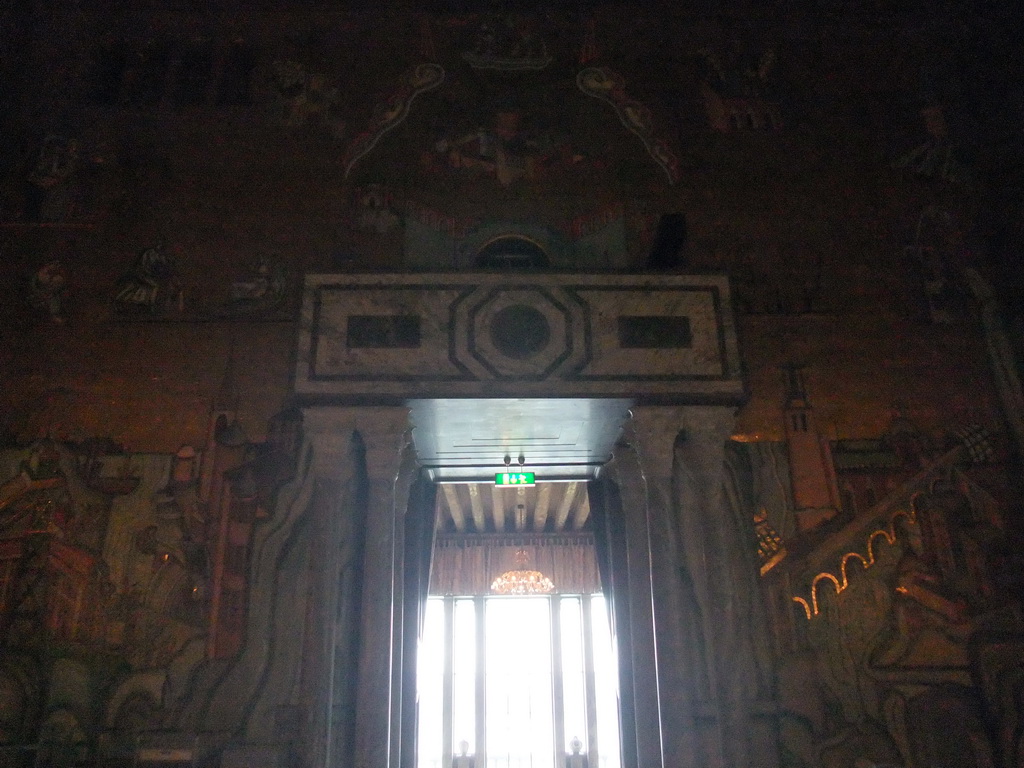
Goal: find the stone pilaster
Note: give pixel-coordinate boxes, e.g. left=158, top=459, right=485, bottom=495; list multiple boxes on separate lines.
left=620, top=406, right=701, bottom=768
left=298, top=408, right=361, bottom=768
left=602, top=437, right=665, bottom=768
left=672, top=406, right=768, bottom=768
left=618, top=405, right=771, bottom=768
left=231, top=405, right=416, bottom=768
left=349, top=408, right=416, bottom=768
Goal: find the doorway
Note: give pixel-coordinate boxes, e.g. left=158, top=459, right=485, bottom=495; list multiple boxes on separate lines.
left=417, top=592, right=621, bottom=768
left=405, top=398, right=636, bottom=768
left=417, top=478, right=622, bottom=768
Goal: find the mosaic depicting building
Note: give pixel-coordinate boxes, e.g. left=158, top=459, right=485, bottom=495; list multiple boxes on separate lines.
left=1, top=1, right=1023, bottom=768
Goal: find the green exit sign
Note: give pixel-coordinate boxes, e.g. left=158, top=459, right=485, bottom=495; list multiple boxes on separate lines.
left=495, top=472, right=536, bottom=487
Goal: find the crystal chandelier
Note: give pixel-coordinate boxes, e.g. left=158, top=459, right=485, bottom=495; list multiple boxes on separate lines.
left=491, top=549, right=555, bottom=595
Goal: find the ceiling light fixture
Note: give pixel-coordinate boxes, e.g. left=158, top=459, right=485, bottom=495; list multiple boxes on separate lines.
left=491, top=548, right=555, bottom=595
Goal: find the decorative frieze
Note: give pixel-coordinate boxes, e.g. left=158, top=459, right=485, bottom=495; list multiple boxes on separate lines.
left=295, top=273, right=743, bottom=403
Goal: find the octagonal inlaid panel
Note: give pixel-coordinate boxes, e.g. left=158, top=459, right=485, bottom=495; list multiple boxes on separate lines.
left=295, top=273, right=742, bottom=403
left=451, top=286, right=587, bottom=380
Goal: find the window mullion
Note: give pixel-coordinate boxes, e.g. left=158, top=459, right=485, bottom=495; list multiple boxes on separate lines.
left=551, top=595, right=566, bottom=768
left=474, top=595, right=487, bottom=767
left=581, top=594, right=600, bottom=768
left=442, top=596, right=454, bottom=768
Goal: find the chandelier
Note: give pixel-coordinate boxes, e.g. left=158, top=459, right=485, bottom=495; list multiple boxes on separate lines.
left=491, top=549, right=555, bottom=595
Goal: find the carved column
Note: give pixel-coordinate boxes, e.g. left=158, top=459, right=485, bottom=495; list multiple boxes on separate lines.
left=672, top=406, right=768, bottom=768
left=619, top=406, right=701, bottom=768
left=601, top=438, right=663, bottom=768
left=299, top=408, right=362, bottom=768
left=618, top=405, right=766, bottom=768
left=350, top=408, right=417, bottom=768
left=288, top=406, right=416, bottom=768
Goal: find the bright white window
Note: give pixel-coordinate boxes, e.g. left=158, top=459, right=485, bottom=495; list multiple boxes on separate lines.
left=486, top=597, right=554, bottom=768
left=417, top=595, right=621, bottom=768
left=453, top=598, right=478, bottom=755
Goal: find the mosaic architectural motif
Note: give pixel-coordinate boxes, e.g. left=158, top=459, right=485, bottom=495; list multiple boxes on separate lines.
left=261, top=61, right=344, bottom=135
left=461, top=16, right=552, bottom=71
left=699, top=47, right=783, bottom=132
left=343, top=64, right=446, bottom=177
left=577, top=67, right=680, bottom=184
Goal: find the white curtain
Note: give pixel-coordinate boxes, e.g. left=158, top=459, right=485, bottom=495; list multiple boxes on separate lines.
left=429, top=534, right=601, bottom=596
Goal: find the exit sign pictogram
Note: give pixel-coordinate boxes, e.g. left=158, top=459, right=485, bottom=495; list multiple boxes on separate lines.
left=495, top=472, right=536, bottom=487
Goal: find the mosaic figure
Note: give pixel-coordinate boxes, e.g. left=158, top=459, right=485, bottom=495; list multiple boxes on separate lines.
left=30, top=259, right=68, bottom=324
left=114, top=244, right=183, bottom=315
left=25, top=135, right=80, bottom=221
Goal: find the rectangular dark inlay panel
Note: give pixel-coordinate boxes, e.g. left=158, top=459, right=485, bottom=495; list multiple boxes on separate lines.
left=346, top=315, right=422, bottom=348
left=618, top=315, right=692, bottom=348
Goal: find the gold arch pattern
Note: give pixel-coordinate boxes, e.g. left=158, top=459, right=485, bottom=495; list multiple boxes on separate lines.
left=792, top=504, right=918, bottom=619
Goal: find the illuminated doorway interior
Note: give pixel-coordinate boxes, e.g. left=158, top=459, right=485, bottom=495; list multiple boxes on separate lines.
left=417, top=594, right=621, bottom=768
